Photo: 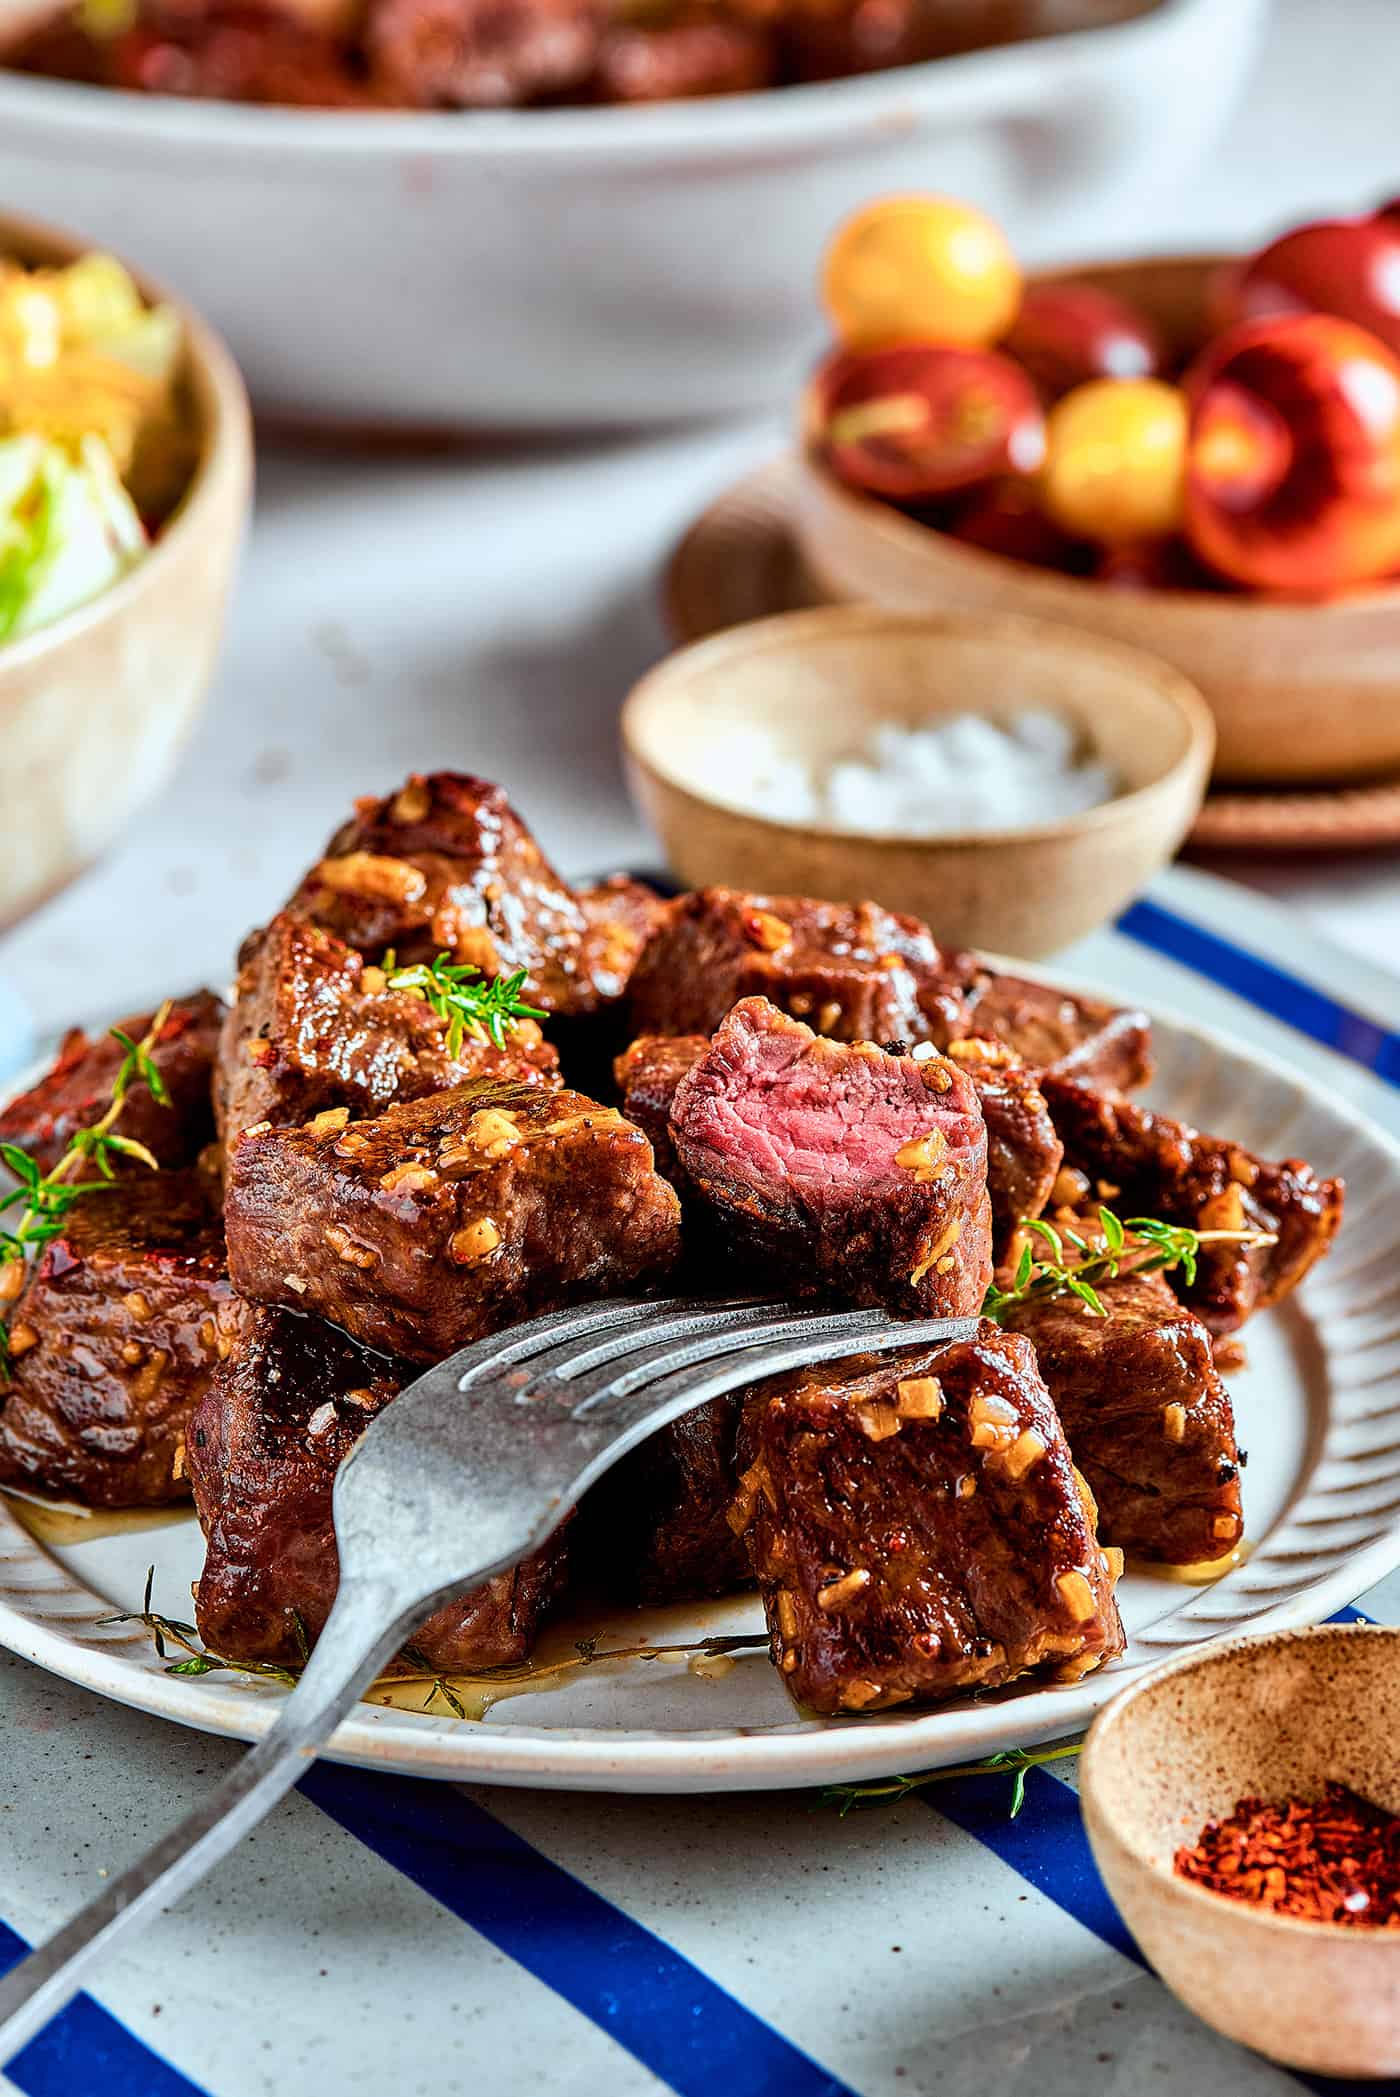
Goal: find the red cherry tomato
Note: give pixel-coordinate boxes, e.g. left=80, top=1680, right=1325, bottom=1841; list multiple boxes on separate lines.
left=1213, top=217, right=1400, bottom=360
left=1003, top=282, right=1163, bottom=399
left=948, top=479, right=1088, bottom=572
left=814, top=342, right=1045, bottom=503
left=1184, top=313, right=1400, bottom=592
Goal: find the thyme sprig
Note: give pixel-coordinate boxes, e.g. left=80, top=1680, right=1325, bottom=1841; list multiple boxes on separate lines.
left=982, top=1205, right=1277, bottom=1324
left=0, top=1001, right=172, bottom=1378
left=382, top=950, right=545, bottom=1057
left=99, top=1567, right=302, bottom=1686
left=821, top=1740, right=1082, bottom=1819
left=111, top=1571, right=770, bottom=1716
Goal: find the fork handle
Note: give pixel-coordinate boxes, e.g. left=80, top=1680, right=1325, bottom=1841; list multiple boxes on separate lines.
left=0, top=1576, right=413, bottom=2065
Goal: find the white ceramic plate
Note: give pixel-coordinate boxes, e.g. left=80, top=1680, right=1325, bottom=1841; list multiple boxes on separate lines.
left=1, top=990, right=1397, bottom=1793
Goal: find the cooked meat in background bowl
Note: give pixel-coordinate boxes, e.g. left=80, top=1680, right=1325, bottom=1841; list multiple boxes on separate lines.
left=0, top=0, right=1264, bottom=427
left=0, top=210, right=251, bottom=929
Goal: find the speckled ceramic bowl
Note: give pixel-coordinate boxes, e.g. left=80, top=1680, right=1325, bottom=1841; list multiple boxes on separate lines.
left=621, top=604, right=1213, bottom=958
left=1080, top=1624, right=1400, bottom=2078
left=0, top=209, right=252, bottom=929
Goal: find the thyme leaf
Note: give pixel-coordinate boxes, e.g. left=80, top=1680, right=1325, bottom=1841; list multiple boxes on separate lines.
left=982, top=1205, right=1276, bottom=1325
left=382, top=951, right=545, bottom=1058
left=0, top=1001, right=173, bottom=1381
left=819, top=1740, right=1083, bottom=1819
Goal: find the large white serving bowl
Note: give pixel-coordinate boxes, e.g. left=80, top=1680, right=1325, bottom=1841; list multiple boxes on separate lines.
left=0, top=0, right=1265, bottom=430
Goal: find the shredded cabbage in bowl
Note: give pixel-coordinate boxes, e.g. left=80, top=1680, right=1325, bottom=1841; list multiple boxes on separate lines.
left=0, top=250, right=186, bottom=643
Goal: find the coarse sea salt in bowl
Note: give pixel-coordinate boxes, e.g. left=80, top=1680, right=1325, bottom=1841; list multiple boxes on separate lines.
left=621, top=606, right=1214, bottom=958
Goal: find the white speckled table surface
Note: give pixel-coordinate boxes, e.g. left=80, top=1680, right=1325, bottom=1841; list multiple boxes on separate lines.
left=4, top=2, right=1400, bottom=2091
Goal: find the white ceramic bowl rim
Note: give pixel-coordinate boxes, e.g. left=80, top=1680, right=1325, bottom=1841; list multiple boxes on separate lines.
left=622, top=603, right=1215, bottom=851
left=1085, top=1622, right=1400, bottom=1943
left=0, top=0, right=1199, bottom=160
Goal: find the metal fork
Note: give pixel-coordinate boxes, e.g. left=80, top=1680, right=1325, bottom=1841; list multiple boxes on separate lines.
left=0, top=1293, right=977, bottom=2062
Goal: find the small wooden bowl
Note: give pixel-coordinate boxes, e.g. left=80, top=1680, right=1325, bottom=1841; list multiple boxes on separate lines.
left=1080, top=1624, right=1400, bottom=2079
left=795, top=254, right=1400, bottom=789
left=0, top=210, right=252, bottom=929
left=620, top=605, right=1213, bottom=959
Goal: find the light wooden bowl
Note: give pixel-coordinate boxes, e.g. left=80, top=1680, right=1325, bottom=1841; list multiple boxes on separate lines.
left=1080, top=1624, right=1400, bottom=2078
left=0, top=210, right=252, bottom=929
left=795, top=254, right=1400, bottom=788
left=620, top=605, right=1213, bottom=959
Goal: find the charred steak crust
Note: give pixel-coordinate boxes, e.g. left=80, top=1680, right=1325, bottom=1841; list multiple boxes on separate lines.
left=0, top=1171, right=234, bottom=1507
left=669, top=998, right=992, bottom=1318
left=577, top=1394, right=752, bottom=1605
left=945, top=1039, right=1064, bottom=1259
left=1005, top=1271, right=1244, bottom=1565
left=286, top=770, right=661, bottom=1015
left=188, top=1302, right=568, bottom=1669
left=217, top=912, right=560, bottom=1143
left=0, top=990, right=224, bottom=1178
left=613, top=1032, right=708, bottom=1186
left=732, top=1324, right=1124, bottom=1715
left=1041, top=1076, right=1345, bottom=1333
left=626, top=887, right=973, bottom=1046
left=957, top=971, right=1153, bottom=1092
left=224, top=1077, right=683, bottom=1362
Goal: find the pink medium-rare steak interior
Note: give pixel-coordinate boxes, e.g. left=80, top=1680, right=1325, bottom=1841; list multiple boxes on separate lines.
left=670, top=997, right=992, bottom=1316
left=673, top=996, right=985, bottom=1203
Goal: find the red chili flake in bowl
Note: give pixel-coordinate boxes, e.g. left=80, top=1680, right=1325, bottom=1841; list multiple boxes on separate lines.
left=1175, top=1783, right=1400, bottom=1927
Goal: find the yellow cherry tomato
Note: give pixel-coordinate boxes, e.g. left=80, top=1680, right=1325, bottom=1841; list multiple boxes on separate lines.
left=1038, top=377, right=1189, bottom=543
left=822, top=195, right=1022, bottom=352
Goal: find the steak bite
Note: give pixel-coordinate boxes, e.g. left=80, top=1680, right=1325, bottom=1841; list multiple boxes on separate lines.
left=613, top=1032, right=708, bottom=1186
left=732, top=1325, right=1124, bottom=1715
left=0, top=1172, right=233, bottom=1506
left=958, top=970, right=1153, bottom=1092
left=0, top=991, right=223, bottom=1178
left=1041, top=1077, right=1344, bottom=1333
left=224, top=1078, right=682, bottom=1362
left=1005, top=1271, right=1244, bottom=1565
left=669, top=998, right=992, bottom=1317
left=217, top=912, right=559, bottom=1143
left=579, top=1395, right=752, bottom=1604
left=365, top=0, right=601, bottom=109
left=945, top=1039, right=1063, bottom=1260
left=627, top=887, right=972, bottom=1047
left=286, top=771, right=660, bottom=1016
left=188, top=1303, right=568, bottom=1668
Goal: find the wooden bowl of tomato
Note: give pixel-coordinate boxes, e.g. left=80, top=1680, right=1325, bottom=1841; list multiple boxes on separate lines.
left=795, top=204, right=1400, bottom=789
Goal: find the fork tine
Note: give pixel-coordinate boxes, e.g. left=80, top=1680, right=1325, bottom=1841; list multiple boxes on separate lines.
left=522, top=1299, right=791, bottom=1386
left=562, top=1305, right=924, bottom=1413
left=452, top=1296, right=705, bottom=1391
left=563, top=1314, right=981, bottom=1503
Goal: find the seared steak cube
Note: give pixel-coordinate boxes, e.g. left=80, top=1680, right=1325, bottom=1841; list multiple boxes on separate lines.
left=287, top=771, right=660, bottom=1015
left=0, top=1172, right=233, bottom=1506
left=589, top=14, right=774, bottom=101
left=613, top=1032, right=708, bottom=1187
left=1041, top=1077, right=1344, bottom=1333
left=958, top=971, right=1153, bottom=1092
left=733, top=1325, right=1124, bottom=1714
left=0, top=990, right=223, bottom=1178
left=627, top=887, right=972, bottom=1046
left=1005, top=1271, right=1244, bottom=1564
left=669, top=998, right=992, bottom=1317
left=225, top=1078, right=682, bottom=1361
left=578, top=1395, right=752, bottom=1604
left=188, top=1303, right=567, bottom=1668
left=618, top=1025, right=1056, bottom=1265
left=945, top=1039, right=1063, bottom=1260
left=217, top=912, right=560, bottom=1143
